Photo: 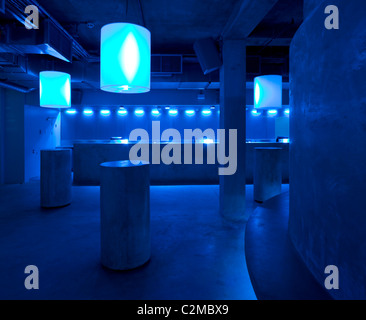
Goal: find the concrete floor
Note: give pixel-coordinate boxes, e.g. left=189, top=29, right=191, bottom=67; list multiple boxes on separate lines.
left=245, top=191, right=332, bottom=300
left=0, top=182, right=262, bottom=300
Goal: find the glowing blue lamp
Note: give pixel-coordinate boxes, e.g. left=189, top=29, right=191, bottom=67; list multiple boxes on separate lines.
left=100, top=23, right=151, bottom=93
left=40, top=71, right=71, bottom=108
left=254, top=75, right=282, bottom=109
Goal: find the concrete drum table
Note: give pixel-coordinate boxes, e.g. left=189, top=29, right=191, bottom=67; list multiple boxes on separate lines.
left=100, top=160, right=150, bottom=270
left=254, top=147, right=282, bottom=203
left=40, top=149, right=72, bottom=208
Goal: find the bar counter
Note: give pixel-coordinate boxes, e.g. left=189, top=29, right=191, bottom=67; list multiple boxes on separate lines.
left=65, top=140, right=289, bottom=185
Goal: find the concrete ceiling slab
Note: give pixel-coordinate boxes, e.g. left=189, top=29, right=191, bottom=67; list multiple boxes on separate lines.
left=35, top=0, right=303, bottom=54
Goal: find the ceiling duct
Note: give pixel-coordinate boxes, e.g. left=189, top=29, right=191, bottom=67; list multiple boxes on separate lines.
left=0, top=53, right=27, bottom=71
left=5, top=0, right=92, bottom=61
left=0, top=52, right=100, bottom=92
left=0, top=80, right=35, bottom=93
left=0, top=19, right=73, bottom=62
left=0, top=53, right=37, bottom=83
left=151, top=55, right=183, bottom=75
left=23, top=56, right=100, bottom=85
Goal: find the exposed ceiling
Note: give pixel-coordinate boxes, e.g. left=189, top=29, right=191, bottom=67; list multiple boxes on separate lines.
left=248, top=0, right=303, bottom=43
left=0, top=0, right=303, bottom=91
left=34, top=0, right=303, bottom=54
left=38, top=0, right=239, bottom=54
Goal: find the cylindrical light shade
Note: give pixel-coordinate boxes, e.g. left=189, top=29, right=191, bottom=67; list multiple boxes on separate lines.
left=254, top=75, right=282, bottom=109
left=100, top=23, right=151, bottom=93
left=40, top=71, right=71, bottom=108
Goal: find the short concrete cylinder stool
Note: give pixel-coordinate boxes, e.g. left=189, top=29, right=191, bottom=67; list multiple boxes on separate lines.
left=254, top=147, right=282, bottom=203
left=41, top=149, right=72, bottom=208
left=100, top=160, right=150, bottom=270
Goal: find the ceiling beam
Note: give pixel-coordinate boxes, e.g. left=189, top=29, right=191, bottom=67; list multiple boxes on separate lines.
left=246, top=37, right=293, bottom=46
left=221, top=0, right=279, bottom=39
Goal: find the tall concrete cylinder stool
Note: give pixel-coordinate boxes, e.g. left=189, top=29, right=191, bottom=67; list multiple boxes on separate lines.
left=41, top=149, right=72, bottom=208
left=100, top=160, right=150, bottom=270
left=254, top=147, right=282, bottom=203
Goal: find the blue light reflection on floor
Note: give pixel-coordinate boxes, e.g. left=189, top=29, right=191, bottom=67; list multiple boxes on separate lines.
left=0, top=183, right=263, bottom=300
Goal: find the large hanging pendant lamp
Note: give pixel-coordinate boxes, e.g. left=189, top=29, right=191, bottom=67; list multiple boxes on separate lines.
left=254, top=75, right=282, bottom=109
left=100, top=23, right=151, bottom=93
left=39, top=71, right=71, bottom=108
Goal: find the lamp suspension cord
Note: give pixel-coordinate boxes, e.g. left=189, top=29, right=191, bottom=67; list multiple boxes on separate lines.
left=138, top=0, right=146, bottom=28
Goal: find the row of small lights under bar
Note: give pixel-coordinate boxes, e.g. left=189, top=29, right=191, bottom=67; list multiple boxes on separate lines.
left=65, top=108, right=290, bottom=117
left=65, top=108, right=215, bottom=116
left=251, top=108, right=290, bottom=116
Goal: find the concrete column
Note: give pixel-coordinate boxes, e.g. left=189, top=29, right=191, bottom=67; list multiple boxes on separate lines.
left=0, top=89, right=5, bottom=184
left=3, top=89, right=25, bottom=184
left=219, top=40, right=246, bottom=221
left=100, top=160, right=150, bottom=270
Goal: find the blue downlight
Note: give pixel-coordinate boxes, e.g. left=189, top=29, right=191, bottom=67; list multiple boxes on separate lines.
left=251, top=109, right=261, bottom=116
left=83, top=109, right=94, bottom=116
left=118, top=108, right=128, bottom=116
left=100, top=23, right=151, bottom=93
left=168, top=109, right=178, bottom=116
left=267, top=109, right=278, bottom=116
left=254, top=75, right=282, bottom=109
left=202, top=109, right=212, bottom=116
left=40, top=71, right=71, bottom=108
left=185, top=110, right=195, bottom=116
left=100, top=110, right=111, bottom=116
left=135, top=109, right=145, bottom=116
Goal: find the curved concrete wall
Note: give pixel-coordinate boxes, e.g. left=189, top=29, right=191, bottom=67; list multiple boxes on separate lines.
left=289, top=0, right=366, bottom=299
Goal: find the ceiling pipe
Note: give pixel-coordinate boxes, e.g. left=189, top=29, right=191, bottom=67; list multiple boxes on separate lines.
left=0, top=80, right=36, bottom=93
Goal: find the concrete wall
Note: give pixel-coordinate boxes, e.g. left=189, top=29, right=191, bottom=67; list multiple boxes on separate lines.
left=24, top=105, right=61, bottom=182
left=61, top=107, right=220, bottom=141
left=26, top=87, right=289, bottom=108
left=289, top=0, right=366, bottom=299
left=303, top=0, right=323, bottom=19
left=0, top=89, right=61, bottom=184
left=1, top=89, right=25, bottom=184
left=61, top=108, right=284, bottom=143
left=275, top=117, right=289, bottom=138
left=0, top=89, right=4, bottom=184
